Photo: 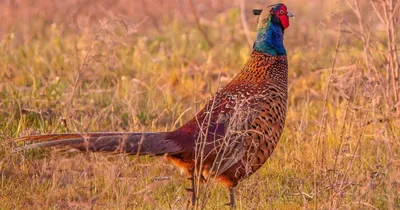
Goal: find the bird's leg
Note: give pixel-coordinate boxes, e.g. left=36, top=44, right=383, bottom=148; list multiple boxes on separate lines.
left=185, top=169, right=196, bottom=208
left=224, top=187, right=236, bottom=208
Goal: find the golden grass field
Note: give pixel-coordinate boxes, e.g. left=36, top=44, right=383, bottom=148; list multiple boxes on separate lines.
left=1, top=0, right=399, bottom=209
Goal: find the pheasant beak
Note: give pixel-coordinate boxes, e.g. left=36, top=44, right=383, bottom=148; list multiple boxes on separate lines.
left=287, top=11, right=295, bottom=18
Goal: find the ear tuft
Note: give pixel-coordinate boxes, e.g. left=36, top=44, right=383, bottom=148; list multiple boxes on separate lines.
left=253, top=9, right=262, bottom=16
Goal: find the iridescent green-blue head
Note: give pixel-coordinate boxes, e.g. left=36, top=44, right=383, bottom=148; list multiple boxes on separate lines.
left=253, top=4, right=294, bottom=55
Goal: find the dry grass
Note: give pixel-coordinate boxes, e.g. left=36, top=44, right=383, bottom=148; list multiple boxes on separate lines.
left=1, top=0, right=399, bottom=209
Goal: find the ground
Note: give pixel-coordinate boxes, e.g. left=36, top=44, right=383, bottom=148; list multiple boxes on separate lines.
left=0, top=0, right=399, bottom=209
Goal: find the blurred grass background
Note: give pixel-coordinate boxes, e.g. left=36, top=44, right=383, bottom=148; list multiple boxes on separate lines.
left=0, top=0, right=399, bottom=209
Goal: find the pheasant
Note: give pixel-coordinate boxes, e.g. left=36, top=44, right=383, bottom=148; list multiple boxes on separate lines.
left=14, top=3, right=294, bottom=208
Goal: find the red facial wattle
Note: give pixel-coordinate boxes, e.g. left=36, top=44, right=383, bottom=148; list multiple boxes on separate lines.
left=272, top=5, right=290, bottom=29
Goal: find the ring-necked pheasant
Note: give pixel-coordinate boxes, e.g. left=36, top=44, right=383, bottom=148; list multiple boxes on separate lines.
left=14, top=3, right=294, bottom=208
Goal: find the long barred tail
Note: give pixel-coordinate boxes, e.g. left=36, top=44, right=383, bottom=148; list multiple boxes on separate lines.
left=14, top=132, right=183, bottom=156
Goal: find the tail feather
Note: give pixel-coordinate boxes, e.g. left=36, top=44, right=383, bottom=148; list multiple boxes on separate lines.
left=14, top=132, right=183, bottom=156
left=15, top=132, right=127, bottom=142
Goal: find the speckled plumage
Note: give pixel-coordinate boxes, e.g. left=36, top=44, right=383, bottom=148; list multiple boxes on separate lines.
left=15, top=3, right=292, bottom=207
left=169, top=51, right=288, bottom=187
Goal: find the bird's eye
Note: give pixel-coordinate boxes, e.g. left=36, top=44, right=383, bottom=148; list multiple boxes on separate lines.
left=280, top=10, right=285, bottom=15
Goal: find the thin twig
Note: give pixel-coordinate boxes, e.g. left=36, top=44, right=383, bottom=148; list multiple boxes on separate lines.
left=240, top=0, right=253, bottom=48
left=69, top=39, right=94, bottom=108
left=188, top=0, right=213, bottom=47
left=314, top=19, right=343, bottom=209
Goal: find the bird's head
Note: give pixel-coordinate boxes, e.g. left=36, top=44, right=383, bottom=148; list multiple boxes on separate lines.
left=252, top=3, right=294, bottom=55
left=254, top=3, right=294, bottom=31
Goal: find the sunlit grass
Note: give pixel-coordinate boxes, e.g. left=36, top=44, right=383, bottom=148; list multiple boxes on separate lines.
left=1, top=0, right=399, bottom=209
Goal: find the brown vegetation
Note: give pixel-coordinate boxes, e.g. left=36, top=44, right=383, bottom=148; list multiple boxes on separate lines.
left=0, top=0, right=399, bottom=209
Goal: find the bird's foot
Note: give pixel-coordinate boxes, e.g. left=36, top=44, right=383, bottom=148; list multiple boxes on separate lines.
left=225, top=187, right=236, bottom=209
left=224, top=202, right=236, bottom=209
left=185, top=177, right=196, bottom=208
left=185, top=187, right=194, bottom=193
left=186, top=188, right=196, bottom=205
